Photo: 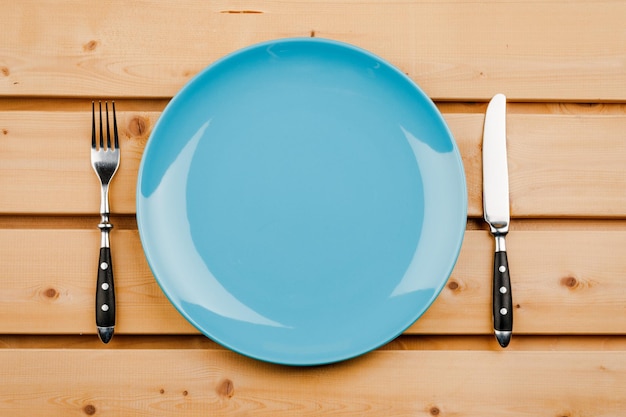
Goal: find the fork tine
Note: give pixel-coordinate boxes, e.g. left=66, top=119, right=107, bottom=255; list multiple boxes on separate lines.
left=105, top=101, right=111, bottom=149
left=112, top=101, right=119, bottom=149
left=99, top=101, right=104, bottom=149
left=91, top=101, right=96, bottom=149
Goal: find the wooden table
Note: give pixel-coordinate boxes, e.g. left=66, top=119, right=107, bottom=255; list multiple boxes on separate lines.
left=1, top=1, right=626, bottom=415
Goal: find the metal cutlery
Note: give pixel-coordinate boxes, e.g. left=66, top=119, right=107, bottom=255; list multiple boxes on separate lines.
left=482, top=93, right=513, bottom=348
left=90, top=101, right=120, bottom=344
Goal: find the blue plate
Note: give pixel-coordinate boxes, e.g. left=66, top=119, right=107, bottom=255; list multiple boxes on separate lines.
left=137, top=38, right=467, bottom=365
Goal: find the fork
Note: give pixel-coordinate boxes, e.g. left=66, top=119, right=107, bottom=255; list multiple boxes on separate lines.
left=91, top=101, right=120, bottom=344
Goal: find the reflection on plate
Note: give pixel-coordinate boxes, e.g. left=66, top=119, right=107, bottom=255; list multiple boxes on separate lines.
left=136, top=38, right=467, bottom=365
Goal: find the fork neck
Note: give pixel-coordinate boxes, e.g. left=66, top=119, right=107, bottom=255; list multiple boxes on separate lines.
left=99, top=183, right=111, bottom=217
left=98, top=183, right=113, bottom=248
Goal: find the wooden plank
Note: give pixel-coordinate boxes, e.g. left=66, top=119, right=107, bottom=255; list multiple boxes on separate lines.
left=456, top=112, right=626, bottom=218
left=413, top=229, right=626, bottom=335
left=0, top=349, right=625, bottom=416
left=0, top=110, right=155, bottom=215
left=508, top=114, right=626, bottom=218
left=1, top=228, right=626, bottom=336
left=0, top=1, right=625, bottom=100
left=0, top=228, right=195, bottom=335
left=1, top=110, right=626, bottom=217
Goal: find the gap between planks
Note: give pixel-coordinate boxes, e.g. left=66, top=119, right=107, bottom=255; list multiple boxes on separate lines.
left=2, top=215, right=626, bottom=231
left=2, top=98, right=626, bottom=115
left=2, top=334, right=626, bottom=351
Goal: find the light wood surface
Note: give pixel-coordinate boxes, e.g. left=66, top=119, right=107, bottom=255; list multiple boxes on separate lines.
left=1, top=0, right=626, bottom=415
left=2, top=110, right=626, bottom=217
left=1, top=1, right=625, bottom=101
left=2, top=228, right=626, bottom=336
left=1, top=349, right=625, bottom=417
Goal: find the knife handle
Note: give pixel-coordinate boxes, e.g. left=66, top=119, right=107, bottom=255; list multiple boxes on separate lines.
left=493, top=249, right=512, bottom=347
left=96, top=246, right=116, bottom=342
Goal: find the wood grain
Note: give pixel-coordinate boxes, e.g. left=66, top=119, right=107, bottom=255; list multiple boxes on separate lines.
left=1, top=348, right=625, bottom=416
left=1, top=110, right=626, bottom=217
left=1, top=228, right=625, bottom=336
left=0, top=110, right=155, bottom=215
left=1, top=0, right=626, bottom=414
left=0, top=1, right=625, bottom=100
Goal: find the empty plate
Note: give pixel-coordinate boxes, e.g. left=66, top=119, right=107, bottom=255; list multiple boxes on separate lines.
left=136, top=38, right=467, bottom=365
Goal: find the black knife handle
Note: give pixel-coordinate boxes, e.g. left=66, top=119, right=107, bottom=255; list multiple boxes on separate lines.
left=493, top=250, right=512, bottom=346
left=96, top=247, right=116, bottom=332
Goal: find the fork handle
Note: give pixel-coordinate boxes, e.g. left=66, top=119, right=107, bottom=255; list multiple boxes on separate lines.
left=96, top=246, right=115, bottom=342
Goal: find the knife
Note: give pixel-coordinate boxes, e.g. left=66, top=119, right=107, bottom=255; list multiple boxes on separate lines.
left=482, top=93, right=513, bottom=348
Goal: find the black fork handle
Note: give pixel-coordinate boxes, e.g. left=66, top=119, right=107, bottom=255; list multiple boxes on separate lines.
left=96, top=236, right=115, bottom=343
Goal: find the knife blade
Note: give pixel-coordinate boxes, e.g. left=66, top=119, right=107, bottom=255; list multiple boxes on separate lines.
left=482, top=93, right=513, bottom=348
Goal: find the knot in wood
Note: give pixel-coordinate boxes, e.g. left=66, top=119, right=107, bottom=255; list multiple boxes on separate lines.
left=44, top=287, right=58, bottom=299
left=561, top=276, right=578, bottom=289
left=83, top=40, right=98, bottom=52
left=129, top=116, right=148, bottom=138
left=217, top=378, right=234, bottom=398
